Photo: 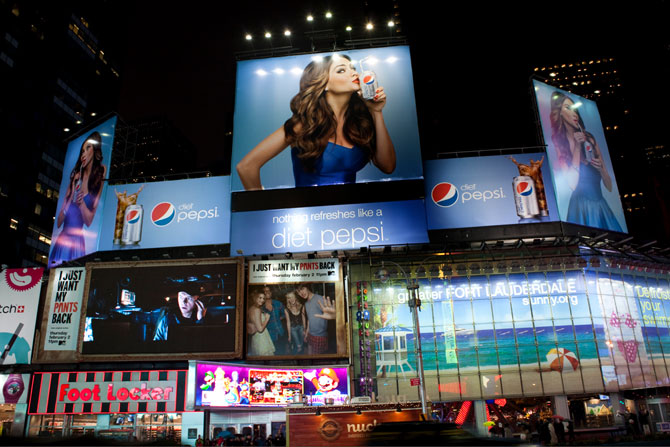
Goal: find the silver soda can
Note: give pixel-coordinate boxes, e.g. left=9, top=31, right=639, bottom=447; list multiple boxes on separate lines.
left=583, top=140, right=594, bottom=163
left=359, top=70, right=378, bottom=100
left=121, top=204, right=143, bottom=245
left=513, top=176, right=540, bottom=218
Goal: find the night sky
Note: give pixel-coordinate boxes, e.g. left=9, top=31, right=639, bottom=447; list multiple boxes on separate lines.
left=113, top=1, right=668, bottom=171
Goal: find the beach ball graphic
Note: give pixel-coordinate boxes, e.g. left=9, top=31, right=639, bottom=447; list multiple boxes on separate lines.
left=546, top=347, right=579, bottom=372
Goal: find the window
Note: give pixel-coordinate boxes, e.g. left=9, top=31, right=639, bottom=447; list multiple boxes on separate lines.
left=10, top=219, right=18, bottom=230
left=34, top=203, right=42, bottom=215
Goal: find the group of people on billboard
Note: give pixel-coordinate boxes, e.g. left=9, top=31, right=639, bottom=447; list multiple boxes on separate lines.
left=247, top=283, right=336, bottom=357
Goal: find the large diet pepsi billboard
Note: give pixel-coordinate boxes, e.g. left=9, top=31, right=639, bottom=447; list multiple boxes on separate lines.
left=231, top=46, right=422, bottom=192
left=98, top=176, right=231, bottom=251
left=424, top=154, right=560, bottom=230
left=533, top=80, right=627, bottom=233
left=231, top=200, right=429, bottom=255
left=48, top=117, right=117, bottom=267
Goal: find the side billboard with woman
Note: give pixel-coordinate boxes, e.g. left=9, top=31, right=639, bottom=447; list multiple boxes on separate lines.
left=532, top=80, right=627, bottom=233
left=48, top=116, right=117, bottom=267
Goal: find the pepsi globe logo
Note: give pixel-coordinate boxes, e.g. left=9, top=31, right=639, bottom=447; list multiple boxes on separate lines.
left=431, top=183, right=459, bottom=207
left=151, top=202, right=176, bottom=227
left=363, top=74, right=375, bottom=85
left=126, top=210, right=141, bottom=224
left=516, top=182, right=533, bottom=196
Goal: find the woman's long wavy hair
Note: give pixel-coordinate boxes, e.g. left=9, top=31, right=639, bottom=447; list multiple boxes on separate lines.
left=549, top=91, right=586, bottom=168
left=70, top=131, right=105, bottom=194
left=284, top=54, right=375, bottom=171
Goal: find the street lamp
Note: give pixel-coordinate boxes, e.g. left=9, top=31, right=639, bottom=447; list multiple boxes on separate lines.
left=377, top=260, right=428, bottom=419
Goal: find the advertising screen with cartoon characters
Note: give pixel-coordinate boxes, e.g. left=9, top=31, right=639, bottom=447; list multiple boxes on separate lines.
left=194, top=363, right=349, bottom=408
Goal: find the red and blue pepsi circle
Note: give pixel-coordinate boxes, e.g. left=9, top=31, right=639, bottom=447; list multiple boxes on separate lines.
left=125, top=209, right=141, bottom=224
left=151, top=202, right=176, bottom=227
left=431, top=182, right=459, bottom=208
left=515, top=181, right=533, bottom=196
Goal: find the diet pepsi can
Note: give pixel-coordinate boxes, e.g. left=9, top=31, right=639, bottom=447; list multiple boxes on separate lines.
left=583, top=140, right=594, bottom=163
left=359, top=70, right=378, bottom=100
left=121, top=204, right=143, bottom=245
left=513, top=176, right=540, bottom=218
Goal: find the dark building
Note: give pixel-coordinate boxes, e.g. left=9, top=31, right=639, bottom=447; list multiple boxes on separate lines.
left=0, top=1, right=124, bottom=267
left=109, top=115, right=198, bottom=182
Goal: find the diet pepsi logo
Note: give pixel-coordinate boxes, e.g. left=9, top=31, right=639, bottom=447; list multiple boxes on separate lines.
left=126, top=210, right=141, bottom=224
left=151, top=202, right=176, bottom=227
left=516, top=182, right=533, bottom=196
left=362, top=74, right=375, bottom=85
left=431, top=183, right=459, bottom=207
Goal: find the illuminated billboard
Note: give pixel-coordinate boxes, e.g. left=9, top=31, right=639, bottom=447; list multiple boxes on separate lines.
left=231, top=199, right=429, bottom=255
left=0, top=268, right=43, bottom=365
left=80, top=259, right=243, bottom=360
left=532, top=80, right=627, bottom=233
left=48, top=116, right=117, bottom=267
left=423, top=153, right=559, bottom=230
left=246, top=259, right=347, bottom=359
left=33, top=267, right=87, bottom=364
left=193, top=362, right=349, bottom=408
left=97, top=176, right=231, bottom=251
left=231, top=46, right=422, bottom=192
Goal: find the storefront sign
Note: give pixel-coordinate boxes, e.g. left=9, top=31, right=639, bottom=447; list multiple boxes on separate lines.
left=29, top=370, right=187, bottom=414
left=288, top=408, right=422, bottom=446
left=0, top=268, right=43, bottom=365
left=249, top=259, right=339, bottom=284
left=231, top=200, right=429, bottom=255
left=44, top=267, right=86, bottom=351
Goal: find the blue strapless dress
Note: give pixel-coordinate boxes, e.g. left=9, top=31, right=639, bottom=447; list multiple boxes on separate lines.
left=292, top=142, right=368, bottom=187
left=49, top=194, right=94, bottom=266
left=567, top=163, right=623, bottom=232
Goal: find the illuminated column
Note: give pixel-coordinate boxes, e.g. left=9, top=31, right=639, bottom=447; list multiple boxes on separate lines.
left=473, top=400, right=489, bottom=437
left=552, top=395, right=570, bottom=418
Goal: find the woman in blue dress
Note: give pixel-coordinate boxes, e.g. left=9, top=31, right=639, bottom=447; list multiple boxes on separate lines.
left=236, top=54, right=396, bottom=189
left=549, top=91, right=622, bottom=231
left=50, top=132, right=107, bottom=266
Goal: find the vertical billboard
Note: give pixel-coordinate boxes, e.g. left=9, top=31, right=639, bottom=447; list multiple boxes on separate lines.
left=48, top=116, right=117, bottom=267
left=246, top=259, right=347, bottom=359
left=0, top=268, right=43, bottom=365
left=79, top=259, right=243, bottom=361
left=34, top=267, right=86, bottom=363
left=423, top=153, right=559, bottom=230
left=532, top=80, right=627, bottom=232
left=231, top=46, right=422, bottom=191
left=97, top=176, right=231, bottom=251
left=193, top=362, right=349, bottom=408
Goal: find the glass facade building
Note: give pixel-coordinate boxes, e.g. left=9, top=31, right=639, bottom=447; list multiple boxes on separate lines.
left=350, top=259, right=670, bottom=402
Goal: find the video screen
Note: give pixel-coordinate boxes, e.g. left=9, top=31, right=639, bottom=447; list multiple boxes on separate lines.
left=81, top=260, right=241, bottom=357
left=195, top=362, right=349, bottom=408
left=231, top=46, right=422, bottom=192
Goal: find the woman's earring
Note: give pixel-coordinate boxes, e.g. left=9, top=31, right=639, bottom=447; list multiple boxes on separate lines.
left=325, top=87, right=328, bottom=92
